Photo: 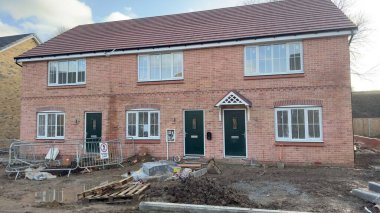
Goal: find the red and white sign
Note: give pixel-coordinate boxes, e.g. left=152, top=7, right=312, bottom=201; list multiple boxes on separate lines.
left=99, top=142, right=109, bottom=159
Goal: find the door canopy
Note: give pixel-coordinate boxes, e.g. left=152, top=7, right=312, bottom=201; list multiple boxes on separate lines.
left=215, top=90, right=252, bottom=107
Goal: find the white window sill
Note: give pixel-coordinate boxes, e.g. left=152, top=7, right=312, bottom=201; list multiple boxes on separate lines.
left=36, top=137, right=65, bottom=140
left=137, top=78, right=183, bottom=83
left=126, top=137, right=160, bottom=140
left=48, top=83, right=86, bottom=87
left=276, top=139, right=323, bottom=143
left=245, top=71, right=304, bottom=77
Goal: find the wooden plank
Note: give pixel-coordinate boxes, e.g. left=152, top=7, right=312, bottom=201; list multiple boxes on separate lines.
left=177, top=164, right=202, bottom=169
left=78, top=177, right=133, bottom=198
left=126, top=184, right=143, bottom=196
left=118, top=184, right=140, bottom=196
left=134, top=184, right=150, bottom=195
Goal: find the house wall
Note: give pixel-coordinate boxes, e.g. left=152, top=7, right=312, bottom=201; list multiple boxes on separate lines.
left=0, top=38, right=39, bottom=140
left=20, top=36, right=354, bottom=166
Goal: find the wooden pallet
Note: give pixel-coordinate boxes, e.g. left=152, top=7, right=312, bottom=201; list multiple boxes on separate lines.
left=78, top=179, right=150, bottom=203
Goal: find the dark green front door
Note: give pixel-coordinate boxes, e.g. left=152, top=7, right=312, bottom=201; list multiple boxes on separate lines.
left=224, top=110, right=246, bottom=157
left=184, top=111, right=204, bottom=155
left=86, top=113, right=102, bottom=153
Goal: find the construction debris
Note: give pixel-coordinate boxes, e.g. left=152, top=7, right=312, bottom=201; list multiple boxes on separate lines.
left=77, top=177, right=150, bottom=204
left=207, top=159, right=222, bottom=174
left=25, top=167, right=57, bottom=181
left=352, top=182, right=380, bottom=204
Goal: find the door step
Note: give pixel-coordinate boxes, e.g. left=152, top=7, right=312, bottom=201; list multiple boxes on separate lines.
left=183, top=156, right=201, bottom=160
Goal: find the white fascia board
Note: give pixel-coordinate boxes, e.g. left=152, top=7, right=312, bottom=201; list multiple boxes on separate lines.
left=16, top=30, right=353, bottom=63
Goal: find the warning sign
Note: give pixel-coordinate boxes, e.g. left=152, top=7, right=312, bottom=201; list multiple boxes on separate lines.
left=99, top=142, right=109, bottom=159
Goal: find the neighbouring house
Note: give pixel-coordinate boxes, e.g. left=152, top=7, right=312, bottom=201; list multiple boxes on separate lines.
left=352, top=91, right=380, bottom=138
left=0, top=34, right=41, bottom=140
left=15, top=0, right=357, bottom=166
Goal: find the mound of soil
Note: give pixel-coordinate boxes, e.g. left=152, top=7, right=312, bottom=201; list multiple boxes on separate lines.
left=146, top=177, right=255, bottom=207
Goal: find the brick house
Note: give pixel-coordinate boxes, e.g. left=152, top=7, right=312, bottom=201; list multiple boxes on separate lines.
left=0, top=34, right=40, bottom=140
left=15, top=0, right=357, bottom=166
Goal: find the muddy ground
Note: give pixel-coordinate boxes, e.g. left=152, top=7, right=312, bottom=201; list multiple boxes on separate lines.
left=0, top=153, right=379, bottom=213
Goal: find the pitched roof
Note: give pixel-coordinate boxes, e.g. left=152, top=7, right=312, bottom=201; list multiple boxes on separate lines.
left=0, top=34, right=40, bottom=52
left=16, top=0, right=356, bottom=59
left=352, top=91, right=380, bottom=118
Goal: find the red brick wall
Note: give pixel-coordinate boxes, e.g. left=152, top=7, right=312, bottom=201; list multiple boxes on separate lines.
left=20, top=36, right=354, bottom=166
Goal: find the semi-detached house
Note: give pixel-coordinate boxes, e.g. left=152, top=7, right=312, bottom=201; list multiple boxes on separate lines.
left=15, top=0, right=357, bottom=166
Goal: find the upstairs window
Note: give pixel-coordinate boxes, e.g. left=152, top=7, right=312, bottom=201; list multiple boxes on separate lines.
left=275, top=107, right=322, bottom=142
left=37, top=112, right=65, bottom=139
left=245, top=42, right=303, bottom=76
left=48, top=59, right=86, bottom=86
left=138, top=52, right=183, bottom=82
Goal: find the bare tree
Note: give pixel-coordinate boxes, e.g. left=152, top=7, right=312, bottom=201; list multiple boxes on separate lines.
left=53, top=26, right=68, bottom=38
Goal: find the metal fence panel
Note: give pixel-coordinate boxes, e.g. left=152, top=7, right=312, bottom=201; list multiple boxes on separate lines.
left=5, top=139, right=124, bottom=179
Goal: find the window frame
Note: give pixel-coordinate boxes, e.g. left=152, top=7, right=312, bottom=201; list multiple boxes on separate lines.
left=126, top=110, right=160, bottom=140
left=36, top=112, right=65, bottom=140
left=244, top=42, right=304, bottom=76
left=274, top=106, right=323, bottom=142
left=137, top=52, right=184, bottom=82
left=48, top=59, right=86, bottom=86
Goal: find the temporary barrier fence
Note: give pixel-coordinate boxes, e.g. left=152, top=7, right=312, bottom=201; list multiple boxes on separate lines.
left=5, top=139, right=123, bottom=179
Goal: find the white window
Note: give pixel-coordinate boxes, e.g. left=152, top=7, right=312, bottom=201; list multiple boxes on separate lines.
left=138, top=52, right=183, bottom=82
left=48, top=59, right=86, bottom=86
left=126, top=110, right=160, bottom=139
left=37, top=112, right=65, bottom=139
left=245, top=42, right=303, bottom=76
left=275, top=107, right=322, bottom=142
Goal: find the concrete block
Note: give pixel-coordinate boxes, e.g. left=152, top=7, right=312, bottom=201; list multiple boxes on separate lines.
left=139, top=202, right=309, bottom=213
left=352, top=188, right=380, bottom=204
left=142, top=162, right=173, bottom=176
left=191, top=168, right=207, bottom=178
left=369, top=182, right=380, bottom=193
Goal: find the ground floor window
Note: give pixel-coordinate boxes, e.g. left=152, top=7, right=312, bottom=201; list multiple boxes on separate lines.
left=126, top=110, right=160, bottom=139
left=37, top=112, right=65, bottom=139
left=275, top=107, right=322, bottom=142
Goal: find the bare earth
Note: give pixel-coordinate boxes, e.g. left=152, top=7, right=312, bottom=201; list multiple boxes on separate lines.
left=0, top=153, right=379, bottom=213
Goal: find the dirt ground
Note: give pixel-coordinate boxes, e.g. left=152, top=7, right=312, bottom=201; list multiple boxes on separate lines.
left=0, top=153, right=379, bottom=213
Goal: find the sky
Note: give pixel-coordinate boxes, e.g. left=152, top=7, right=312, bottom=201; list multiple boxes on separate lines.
left=0, top=0, right=379, bottom=91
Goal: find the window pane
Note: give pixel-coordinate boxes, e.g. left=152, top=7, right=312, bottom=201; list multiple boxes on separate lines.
left=38, top=114, right=46, bottom=137
left=258, top=45, right=272, bottom=73
left=127, top=113, right=136, bottom=137
left=78, top=59, right=86, bottom=82
left=58, top=61, right=68, bottom=84
left=150, top=55, right=161, bottom=80
left=289, top=43, right=301, bottom=71
left=245, top=47, right=256, bottom=75
left=291, top=109, right=305, bottom=139
left=56, top=114, right=64, bottom=137
left=150, top=112, right=159, bottom=137
left=273, top=44, right=286, bottom=73
left=308, top=110, right=321, bottom=138
left=49, top=62, right=57, bottom=84
left=138, top=56, right=149, bottom=81
left=161, top=54, right=172, bottom=80
left=277, top=110, right=289, bottom=138
left=138, top=112, right=149, bottom=137
left=173, top=53, right=183, bottom=78
left=68, top=61, right=77, bottom=84
left=47, top=114, right=56, bottom=137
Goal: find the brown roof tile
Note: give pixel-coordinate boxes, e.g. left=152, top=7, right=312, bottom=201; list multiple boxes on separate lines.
left=16, top=0, right=356, bottom=59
